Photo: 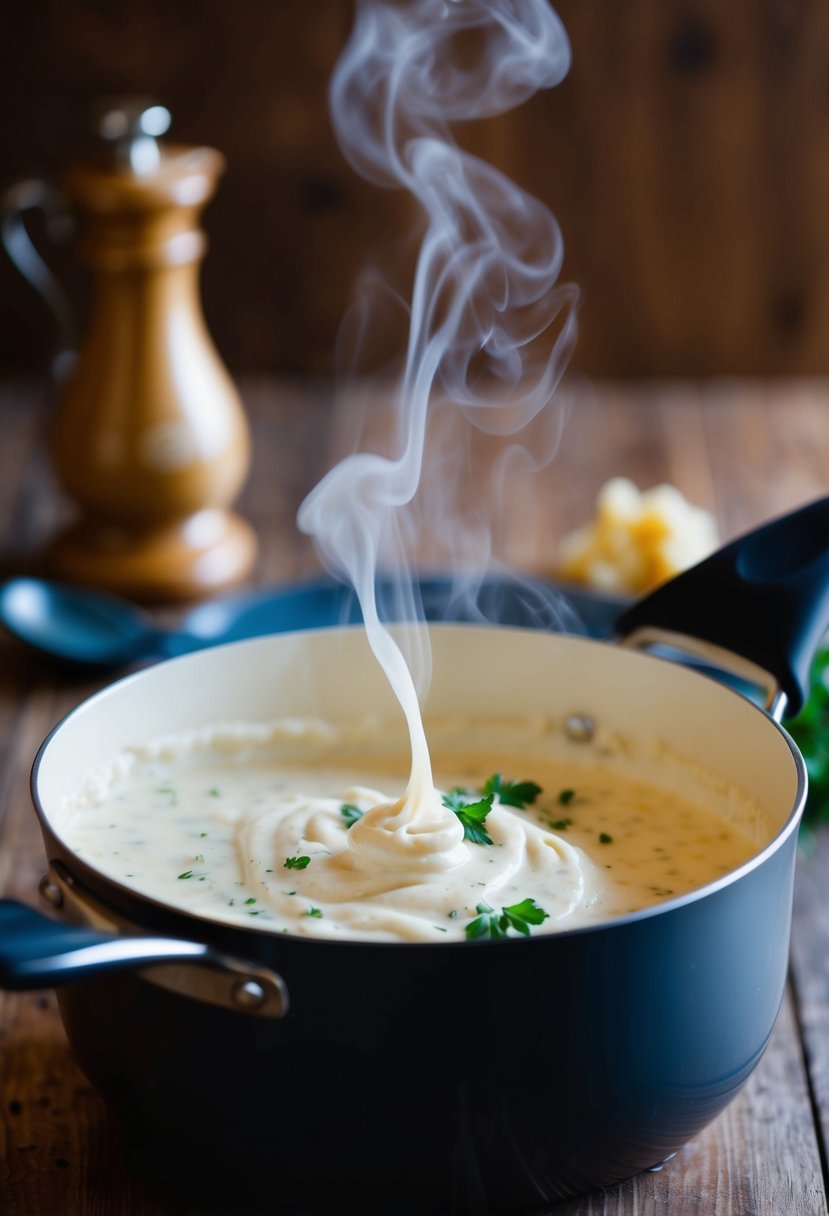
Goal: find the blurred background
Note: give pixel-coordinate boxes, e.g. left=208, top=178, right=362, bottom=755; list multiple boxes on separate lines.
left=1, top=0, right=827, bottom=381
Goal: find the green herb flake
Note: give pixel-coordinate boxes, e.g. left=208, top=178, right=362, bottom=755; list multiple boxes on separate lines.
left=284, top=855, right=311, bottom=870
left=443, top=792, right=494, bottom=846
left=501, top=898, right=550, bottom=936
left=177, top=870, right=194, bottom=880
left=557, top=788, right=575, bottom=806
left=306, top=907, right=323, bottom=919
left=208, top=788, right=221, bottom=798
left=194, top=853, right=205, bottom=863
left=599, top=832, right=613, bottom=844
left=549, top=818, right=571, bottom=831
left=482, top=774, right=542, bottom=809
left=448, top=909, right=458, bottom=919
left=340, top=803, right=363, bottom=829
left=465, top=897, right=549, bottom=941
left=245, top=897, right=257, bottom=905
left=441, top=787, right=470, bottom=812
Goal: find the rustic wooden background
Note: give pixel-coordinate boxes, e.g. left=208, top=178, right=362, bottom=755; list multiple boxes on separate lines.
left=2, top=377, right=829, bottom=1216
left=1, top=0, right=827, bottom=379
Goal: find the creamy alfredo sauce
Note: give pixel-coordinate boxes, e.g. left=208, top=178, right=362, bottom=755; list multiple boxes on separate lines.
left=62, top=718, right=765, bottom=943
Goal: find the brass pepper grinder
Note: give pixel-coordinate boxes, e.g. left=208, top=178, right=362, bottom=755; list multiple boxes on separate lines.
left=49, top=99, right=257, bottom=600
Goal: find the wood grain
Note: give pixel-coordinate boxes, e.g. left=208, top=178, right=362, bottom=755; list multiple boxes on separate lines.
left=0, top=2, right=826, bottom=379
left=791, top=829, right=829, bottom=1182
left=1, top=377, right=829, bottom=1215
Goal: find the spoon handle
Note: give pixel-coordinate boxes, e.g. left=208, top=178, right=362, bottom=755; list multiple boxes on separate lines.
left=154, top=630, right=209, bottom=659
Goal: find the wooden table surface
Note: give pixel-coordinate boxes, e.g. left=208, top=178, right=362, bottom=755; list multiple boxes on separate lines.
left=1, top=375, right=828, bottom=1215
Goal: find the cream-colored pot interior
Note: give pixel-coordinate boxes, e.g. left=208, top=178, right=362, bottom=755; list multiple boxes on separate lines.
left=35, top=625, right=804, bottom=914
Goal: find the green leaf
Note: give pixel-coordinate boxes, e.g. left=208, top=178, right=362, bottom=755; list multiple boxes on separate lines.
left=465, top=902, right=508, bottom=940
left=482, top=774, right=542, bottom=809
left=464, top=897, right=549, bottom=941
left=177, top=870, right=194, bottom=880
left=501, top=898, right=550, bottom=935
left=441, top=788, right=470, bottom=812
left=340, top=803, right=363, bottom=829
left=557, top=788, right=575, bottom=806
left=284, top=855, right=311, bottom=870
left=444, top=792, right=494, bottom=845
left=306, top=906, right=323, bottom=918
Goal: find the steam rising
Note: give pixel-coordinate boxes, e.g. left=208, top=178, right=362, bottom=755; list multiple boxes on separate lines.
left=298, top=0, right=578, bottom=793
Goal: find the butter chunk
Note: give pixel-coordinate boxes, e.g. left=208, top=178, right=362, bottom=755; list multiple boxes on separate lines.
left=557, top=478, right=719, bottom=594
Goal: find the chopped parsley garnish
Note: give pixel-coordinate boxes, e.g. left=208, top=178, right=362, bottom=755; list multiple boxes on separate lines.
left=443, top=791, right=494, bottom=846
left=245, top=897, right=257, bottom=905
left=442, top=788, right=470, bottom=812
left=443, top=776, right=543, bottom=842
left=208, top=788, right=221, bottom=798
left=284, top=855, right=311, bottom=870
left=482, top=774, right=542, bottom=809
left=177, top=870, right=194, bottom=880
left=549, top=818, right=571, bottom=831
left=340, top=803, right=363, bottom=829
left=306, top=907, right=323, bottom=918
left=465, top=898, right=550, bottom=941
left=557, top=788, right=575, bottom=806
left=599, top=832, right=613, bottom=844
left=194, top=853, right=205, bottom=863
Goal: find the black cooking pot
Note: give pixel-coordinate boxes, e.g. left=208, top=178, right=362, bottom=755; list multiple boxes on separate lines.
left=2, top=498, right=828, bottom=1215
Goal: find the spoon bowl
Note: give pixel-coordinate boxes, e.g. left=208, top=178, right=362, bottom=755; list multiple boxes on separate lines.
left=0, top=575, right=625, bottom=668
left=0, top=578, right=162, bottom=666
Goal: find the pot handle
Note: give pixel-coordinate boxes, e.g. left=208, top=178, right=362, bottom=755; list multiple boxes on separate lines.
left=614, top=496, right=829, bottom=718
left=0, top=897, right=288, bottom=1019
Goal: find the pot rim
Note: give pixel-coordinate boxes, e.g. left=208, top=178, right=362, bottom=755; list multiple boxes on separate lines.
left=30, top=622, right=809, bottom=951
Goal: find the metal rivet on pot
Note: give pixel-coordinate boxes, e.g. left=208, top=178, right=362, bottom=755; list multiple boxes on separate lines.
left=564, top=714, right=595, bottom=743
left=232, top=979, right=267, bottom=1010
left=38, top=875, right=64, bottom=909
